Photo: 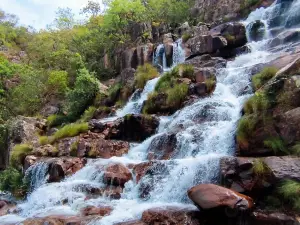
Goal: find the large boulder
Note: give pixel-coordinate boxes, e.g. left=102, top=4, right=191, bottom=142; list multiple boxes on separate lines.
left=103, top=163, right=132, bottom=187
left=184, top=54, right=227, bottom=69
left=247, top=20, right=266, bottom=42
left=186, top=35, right=227, bottom=56
left=276, top=107, right=300, bottom=144
left=106, top=114, right=159, bottom=142
left=209, top=22, right=247, bottom=48
left=80, top=205, right=112, bottom=216
left=147, top=133, right=177, bottom=160
left=188, top=184, right=254, bottom=211
left=141, top=207, right=202, bottom=225
left=251, top=210, right=300, bottom=225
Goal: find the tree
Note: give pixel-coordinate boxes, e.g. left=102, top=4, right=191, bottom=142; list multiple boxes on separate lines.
left=53, top=8, right=75, bottom=30
left=81, top=1, right=102, bottom=17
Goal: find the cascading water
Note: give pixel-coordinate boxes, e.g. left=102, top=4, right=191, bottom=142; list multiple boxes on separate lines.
left=2, top=1, right=300, bottom=224
left=25, top=162, right=49, bottom=192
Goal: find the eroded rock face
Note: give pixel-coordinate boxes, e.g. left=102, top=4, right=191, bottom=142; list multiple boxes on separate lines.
left=184, top=54, right=227, bottom=69
left=141, top=207, right=202, bottom=225
left=188, top=184, right=254, bottom=211
left=103, top=163, right=132, bottom=187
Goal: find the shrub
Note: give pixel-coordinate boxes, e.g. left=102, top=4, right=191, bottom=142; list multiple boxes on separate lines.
left=66, top=68, right=99, bottom=120
left=155, top=67, right=179, bottom=92
left=252, top=67, right=278, bottom=90
left=10, top=144, right=33, bottom=169
left=278, top=180, right=300, bottom=210
left=182, top=33, right=192, bottom=42
left=236, top=115, right=258, bottom=147
left=108, top=83, right=122, bottom=102
left=135, top=63, right=159, bottom=89
left=52, top=123, right=89, bottom=142
left=253, top=159, right=270, bottom=176
left=291, top=143, right=300, bottom=156
left=142, top=92, right=159, bottom=114
left=47, top=70, right=69, bottom=95
left=178, top=64, right=194, bottom=80
left=0, top=167, right=28, bottom=197
left=166, top=83, right=188, bottom=108
left=244, top=92, right=270, bottom=114
left=264, top=137, right=287, bottom=155
left=80, top=106, right=96, bottom=122
left=70, top=140, right=79, bottom=157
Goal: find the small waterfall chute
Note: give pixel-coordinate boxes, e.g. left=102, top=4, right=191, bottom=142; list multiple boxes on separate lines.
left=25, top=162, right=49, bottom=192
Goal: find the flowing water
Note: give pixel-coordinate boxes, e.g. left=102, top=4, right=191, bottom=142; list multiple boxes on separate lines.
left=2, top=1, right=300, bottom=224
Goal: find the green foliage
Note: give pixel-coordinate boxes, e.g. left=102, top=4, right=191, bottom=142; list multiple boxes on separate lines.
left=108, top=83, right=122, bottom=102
left=178, top=64, right=194, bottom=80
left=80, top=106, right=96, bottom=122
left=236, top=115, right=258, bottom=147
left=70, top=140, right=79, bottom=157
left=252, top=67, right=278, bottom=90
left=291, top=143, right=300, bottom=156
left=253, top=159, right=270, bottom=176
left=182, top=33, right=192, bottom=43
left=264, top=137, right=287, bottom=155
left=166, top=83, right=188, bottom=108
left=135, top=63, right=158, bottom=89
left=206, top=77, right=217, bottom=94
left=66, top=68, right=99, bottom=120
left=47, top=114, right=68, bottom=128
left=244, top=92, right=270, bottom=114
left=155, top=67, right=179, bottom=92
left=0, top=167, right=28, bottom=197
left=52, top=123, right=89, bottom=142
left=10, top=144, right=33, bottom=169
left=142, top=92, right=159, bottom=114
left=39, top=136, right=50, bottom=145
left=47, top=70, right=69, bottom=95
left=278, top=180, right=300, bottom=210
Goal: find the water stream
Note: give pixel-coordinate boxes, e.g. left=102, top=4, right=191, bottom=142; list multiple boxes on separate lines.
left=1, top=1, right=300, bottom=224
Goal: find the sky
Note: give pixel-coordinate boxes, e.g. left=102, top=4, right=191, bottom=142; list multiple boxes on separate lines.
left=0, top=0, right=102, bottom=29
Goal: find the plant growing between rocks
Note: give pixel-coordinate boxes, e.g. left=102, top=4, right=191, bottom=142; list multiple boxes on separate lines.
left=252, top=67, right=278, bottom=90
left=135, top=64, right=159, bottom=89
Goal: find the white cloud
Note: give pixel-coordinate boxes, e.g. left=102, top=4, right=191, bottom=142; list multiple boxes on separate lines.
left=0, top=0, right=102, bottom=29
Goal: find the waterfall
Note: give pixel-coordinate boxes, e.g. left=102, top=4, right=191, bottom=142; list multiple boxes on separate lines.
left=24, top=162, right=49, bottom=192
left=2, top=1, right=300, bottom=224
left=172, top=39, right=185, bottom=66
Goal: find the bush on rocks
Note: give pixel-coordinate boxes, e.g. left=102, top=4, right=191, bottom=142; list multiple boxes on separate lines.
left=10, top=144, right=33, bottom=169
left=252, top=67, right=278, bottom=90
left=278, top=180, right=300, bottom=210
left=135, top=63, right=159, bottom=89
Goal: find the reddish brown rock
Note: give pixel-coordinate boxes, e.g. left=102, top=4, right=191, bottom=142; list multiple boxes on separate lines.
left=188, top=184, right=254, bottom=211
left=132, top=162, right=153, bottom=183
left=0, top=200, right=16, bottom=216
left=77, top=132, right=129, bottom=158
left=81, top=206, right=112, bottom=216
left=23, top=215, right=95, bottom=225
left=84, top=186, right=123, bottom=200
left=141, top=207, right=202, bottom=225
left=103, top=163, right=132, bottom=187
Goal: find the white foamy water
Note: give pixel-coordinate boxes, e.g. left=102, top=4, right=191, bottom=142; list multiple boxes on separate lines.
left=2, top=1, right=300, bottom=224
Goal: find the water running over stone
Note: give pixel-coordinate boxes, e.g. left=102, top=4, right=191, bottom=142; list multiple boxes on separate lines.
left=2, top=1, right=300, bottom=224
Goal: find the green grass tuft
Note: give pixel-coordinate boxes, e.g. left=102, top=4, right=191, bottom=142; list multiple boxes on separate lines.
left=278, top=180, right=300, bottom=210
left=155, top=67, right=179, bottom=92
left=178, top=64, right=194, bottom=80
left=182, top=33, right=192, bottom=42
left=166, top=83, right=189, bottom=108
left=80, top=106, right=97, bottom=122
left=52, top=123, right=88, bottom=142
left=253, top=159, right=270, bottom=176
left=135, top=63, right=159, bottom=89
left=236, top=115, right=258, bottom=148
left=264, top=137, right=287, bottom=155
left=10, top=144, right=33, bottom=169
left=291, top=143, right=300, bottom=156
left=39, top=136, right=50, bottom=145
left=252, top=67, right=278, bottom=90
left=244, top=92, right=270, bottom=114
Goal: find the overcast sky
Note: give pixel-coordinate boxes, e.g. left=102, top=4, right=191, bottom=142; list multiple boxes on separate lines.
left=0, top=0, right=102, bottom=29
